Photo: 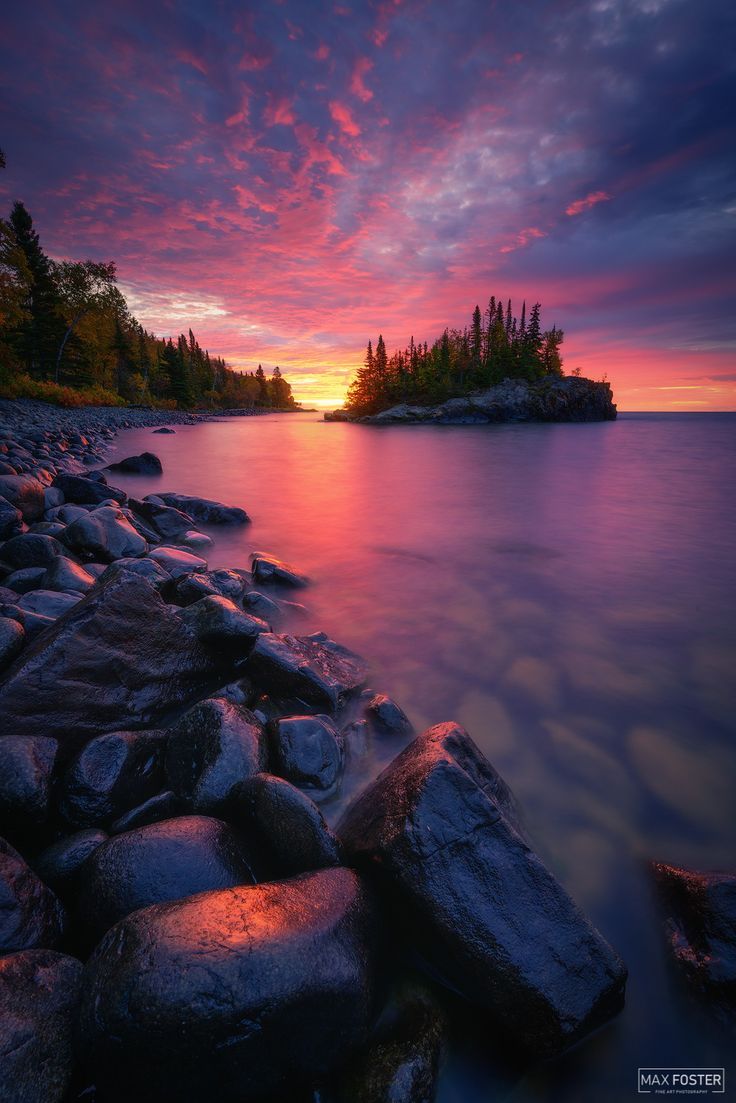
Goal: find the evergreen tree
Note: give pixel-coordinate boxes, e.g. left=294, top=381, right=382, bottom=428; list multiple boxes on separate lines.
left=8, top=201, right=62, bottom=375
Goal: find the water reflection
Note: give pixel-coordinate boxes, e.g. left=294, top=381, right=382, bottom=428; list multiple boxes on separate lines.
left=111, top=411, right=736, bottom=1103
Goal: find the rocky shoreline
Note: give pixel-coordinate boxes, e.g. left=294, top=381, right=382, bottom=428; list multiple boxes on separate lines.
left=324, top=375, right=617, bottom=424
left=0, top=397, right=730, bottom=1102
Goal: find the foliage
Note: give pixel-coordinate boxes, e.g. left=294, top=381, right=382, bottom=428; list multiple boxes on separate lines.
left=345, top=297, right=565, bottom=415
left=0, top=183, right=299, bottom=410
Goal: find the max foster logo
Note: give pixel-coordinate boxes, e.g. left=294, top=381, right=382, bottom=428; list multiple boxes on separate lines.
left=638, top=1068, right=725, bottom=1095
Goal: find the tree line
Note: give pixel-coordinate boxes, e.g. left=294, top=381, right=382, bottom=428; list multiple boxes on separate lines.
left=0, top=157, right=297, bottom=410
left=345, top=298, right=564, bottom=415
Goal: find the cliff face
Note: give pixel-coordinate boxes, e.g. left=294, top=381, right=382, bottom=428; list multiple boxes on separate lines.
left=325, top=377, right=617, bottom=425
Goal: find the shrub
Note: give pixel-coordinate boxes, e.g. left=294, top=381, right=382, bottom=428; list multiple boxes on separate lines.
left=0, top=372, right=126, bottom=407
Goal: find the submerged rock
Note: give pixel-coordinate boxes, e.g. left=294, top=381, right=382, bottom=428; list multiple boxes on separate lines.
left=106, top=451, right=163, bottom=475
left=651, top=861, right=736, bottom=1011
left=230, top=772, right=343, bottom=878
left=338, top=721, right=626, bottom=1058
left=0, top=837, right=65, bottom=954
left=245, top=631, right=368, bottom=712
left=75, top=815, right=256, bottom=948
left=165, top=696, right=267, bottom=815
left=0, top=949, right=83, bottom=1103
left=78, top=867, right=380, bottom=1102
left=0, top=573, right=260, bottom=749
left=58, top=729, right=167, bottom=828
left=147, top=491, right=250, bottom=525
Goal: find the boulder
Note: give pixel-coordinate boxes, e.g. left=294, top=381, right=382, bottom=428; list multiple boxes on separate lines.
left=251, top=553, right=310, bottom=588
left=106, top=452, right=162, bottom=475
left=0, top=475, right=45, bottom=521
left=28, top=521, right=66, bottom=538
left=245, top=631, right=368, bottom=712
left=269, top=714, right=344, bottom=797
left=19, top=590, right=83, bottom=620
left=0, top=736, right=58, bottom=844
left=364, top=693, right=414, bottom=738
left=152, top=427, right=175, bottom=433
left=148, top=545, right=207, bottom=576
left=165, top=697, right=267, bottom=814
left=0, top=533, right=64, bottom=569
left=63, top=506, right=147, bottom=562
left=173, top=568, right=247, bottom=607
left=110, top=790, right=180, bottom=835
left=0, top=949, right=83, bottom=1103
left=338, top=722, right=627, bottom=1058
left=75, top=815, right=256, bottom=948
left=0, top=573, right=262, bottom=749
left=128, top=498, right=194, bottom=542
left=0, top=837, right=65, bottom=954
left=651, top=862, right=736, bottom=1010
left=58, top=729, right=167, bottom=828
left=52, top=473, right=126, bottom=506
left=230, top=773, right=342, bottom=878
left=4, top=566, right=49, bottom=593
left=337, top=980, right=446, bottom=1103
left=0, top=494, right=23, bottom=540
left=0, top=615, right=24, bottom=669
left=176, top=595, right=268, bottom=649
left=40, top=556, right=96, bottom=594
left=99, top=555, right=170, bottom=588
left=148, top=491, right=249, bottom=525
left=34, top=830, right=108, bottom=895
left=78, top=867, right=380, bottom=1101
left=243, top=589, right=306, bottom=627
left=44, top=486, right=64, bottom=510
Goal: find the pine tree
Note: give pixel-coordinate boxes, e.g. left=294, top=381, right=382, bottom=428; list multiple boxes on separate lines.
left=9, top=201, right=62, bottom=375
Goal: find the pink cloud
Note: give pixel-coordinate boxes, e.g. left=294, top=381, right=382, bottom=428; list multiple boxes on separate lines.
left=500, top=226, right=547, bottom=253
left=566, top=190, right=611, bottom=216
left=263, top=95, right=296, bottom=127
left=329, top=100, right=361, bottom=137
left=350, top=57, right=374, bottom=102
left=315, top=43, right=330, bottom=60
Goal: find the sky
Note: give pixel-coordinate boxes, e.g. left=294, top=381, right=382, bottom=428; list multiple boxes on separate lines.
left=1, top=0, right=734, bottom=410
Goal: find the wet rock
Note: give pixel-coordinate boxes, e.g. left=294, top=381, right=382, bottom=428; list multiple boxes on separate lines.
left=40, top=556, right=96, bottom=594
left=165, top=697, right=267, bottom=814
left=52, top=473, right=126, bottom=506
left=364, top=693, right=414, bottom=738
left=176, top=594, right=268, bottom=650
left=34, top=830, right=108, bottom=895
left=58, top=729, right=167, bottom=828
left=106, top=452, right=162, bottom=475
left=63, top=506, right=147, bottom=562
left=251, top=553, right=310, bottom=588
left=75, top=815, right=256, bottom=948
left=128, top=498, right=194, bottom=542
left=44, top=486, right=64, bottom=509
left=109, top=790, right=180, bottom=834
left=338, top=721, right=627, bottom=1058
left=148, top=544, right=206, bottom=576
left=0, top=949, right=83, bottom=1103
left=0, top=837, right=65, bottom=954
left=0, top=615, right=24, bottom=668
left=148, top=491, right=249, bottom=525
left=337, top=980, right=446, bottom=1103
left=246, top=631, right=368, bottom=712
left=28, top=520, right=66, bottom=537
left=173, top=567, right=246, bottom=607
left=269, top=714, right=344, bottom=797
left=231, top=772, right=342, bottom=878
left=99, top=555, right=170, bottom=588
left=651, top=861, right=736, bottom=1010
left=4, top=566, right=48, bottom=593
left=0, top=573, right=260, bottom=749
left=1, top=533, right=64, bottom=569
left=0, top=736, right=58, bottom=845
left=78, top=867, right=380, bottom=1102
left=0, top=493, right=24, bottom=539
left=152, top=427, right=175, bottom=433
left=19, top=590, right=83, bottom=619
left=243, top=589, right=306, bottom=626
left=0, top=474, right=45, bottom=521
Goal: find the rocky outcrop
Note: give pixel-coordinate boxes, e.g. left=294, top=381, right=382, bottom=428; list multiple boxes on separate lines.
left=338, top=722, right=626, bottom=1058
left=326, top=376, right=617, bottom=425
left=78, top=868, right=381, bottom=1101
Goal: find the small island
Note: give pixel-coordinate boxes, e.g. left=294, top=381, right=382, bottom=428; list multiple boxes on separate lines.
left=326, top=297, right=616, bottom=423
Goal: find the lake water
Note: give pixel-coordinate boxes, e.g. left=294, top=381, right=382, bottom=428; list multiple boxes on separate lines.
left=110, top=411, right=736, bottom=1103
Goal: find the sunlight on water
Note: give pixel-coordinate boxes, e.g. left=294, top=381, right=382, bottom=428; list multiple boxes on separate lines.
left=110, top=411, right=736, bottom=1103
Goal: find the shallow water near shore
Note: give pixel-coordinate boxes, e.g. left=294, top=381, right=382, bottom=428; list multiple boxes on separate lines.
left=109, top=411, right=736, bottom=1102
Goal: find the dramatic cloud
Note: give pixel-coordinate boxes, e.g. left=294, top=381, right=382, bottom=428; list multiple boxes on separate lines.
left=0, top=0, right=734, bottom=408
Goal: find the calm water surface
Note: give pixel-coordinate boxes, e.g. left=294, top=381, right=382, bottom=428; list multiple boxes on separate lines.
left=111, top=412, right=736, bottom=1103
